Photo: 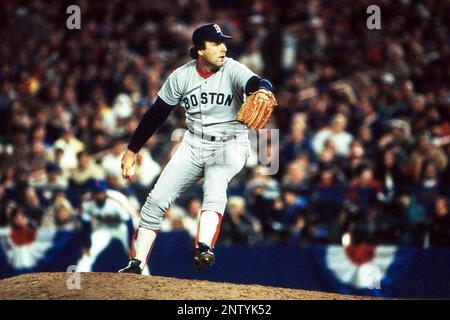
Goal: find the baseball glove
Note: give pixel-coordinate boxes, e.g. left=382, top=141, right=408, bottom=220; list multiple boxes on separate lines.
left=236, top=89, right=277, bottom=130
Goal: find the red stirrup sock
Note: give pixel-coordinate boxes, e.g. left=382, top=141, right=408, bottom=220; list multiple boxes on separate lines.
left=195, top=210, right=223, bottom=248
left=131, top=227, right=158, bottom=269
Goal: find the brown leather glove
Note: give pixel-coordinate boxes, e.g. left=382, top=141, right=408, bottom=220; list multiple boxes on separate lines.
left=236, top=89, right=277, bottom=130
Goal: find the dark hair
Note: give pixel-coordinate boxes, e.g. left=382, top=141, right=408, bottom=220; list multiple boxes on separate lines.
left=76, top=150, right=88, bottom=159
left=420, top=159, right=437, bottom=180
left=189, top=43, right=205, bottom=60
left=189, top=46, right=198, bottom=59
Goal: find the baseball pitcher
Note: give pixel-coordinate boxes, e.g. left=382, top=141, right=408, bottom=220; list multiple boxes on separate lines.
left=119, top=23, right=276, bottom=274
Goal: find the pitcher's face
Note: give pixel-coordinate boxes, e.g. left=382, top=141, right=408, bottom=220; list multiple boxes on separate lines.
left=199, top=40, right=227, bottom=68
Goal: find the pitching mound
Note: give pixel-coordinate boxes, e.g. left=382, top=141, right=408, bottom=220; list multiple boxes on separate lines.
left=0, top=273, right=376, bottom=300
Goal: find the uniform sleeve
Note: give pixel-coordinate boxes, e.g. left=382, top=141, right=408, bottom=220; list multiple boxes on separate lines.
left=117, top=201, right=135, bottom=222
left=158, top=70, right=184, bottom=106
left=107, top=190, right=137, bottom=222
left=228, top=59, right=257, bottom=94
left=127, top=97, right=174, bottom=153
left=80, top=202, right=91, bottom=223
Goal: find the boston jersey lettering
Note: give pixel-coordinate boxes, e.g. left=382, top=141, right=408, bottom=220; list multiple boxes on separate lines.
left=157, top=57, right=256, bottom=133
left=183, top=93, right=233, bottom=110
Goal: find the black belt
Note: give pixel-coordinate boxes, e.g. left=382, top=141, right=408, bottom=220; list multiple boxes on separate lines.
left=189, top=129, right=236, bottom=142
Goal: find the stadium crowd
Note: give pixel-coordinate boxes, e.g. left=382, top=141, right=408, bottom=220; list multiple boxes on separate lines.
left=0, top=0, right=449, bottom=248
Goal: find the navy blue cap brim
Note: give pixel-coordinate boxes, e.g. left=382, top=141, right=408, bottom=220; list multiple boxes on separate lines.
left=204, top=34, right=232, bottom=43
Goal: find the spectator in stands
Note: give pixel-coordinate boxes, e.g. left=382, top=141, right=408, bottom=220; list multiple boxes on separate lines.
left=374, top=148, right=406, bottom=204
left=410, top=132, right=448, bottom=175
left=415, top=160, right=444, bottom=214
left=41, top=190, right=78, bottom=229
left=429, top=197, right=450, bottom=247
left=8, top=125, right=30, bottom=169
left=160, top=205, right=186, bottom=232
left=31, top=162, right=68, bottom=207
left=346, top=164, right=382, bottom=217
left=0, top=0, right=449, bottom=248
left=128, top=148, right=161, bottom=205
left=23, top=186, right=45, bottom=226
left=30, top=124, right=51, bottom=150
left=221, top=196, right=263, bottom=246
left=312, top=113, right=353, bottom=157
left=342, top=140, right=367, bottom=181
left=67, top=151, right=105, bottom=206
left=356, top=124, right=378, bottom=159
left=379, top=120, right=413, bottom=159
left=281, top=155, right=313, bottom=196
left=70, top=151, right=105, bottom=187
left=101, top=139, right=128, bottom=190
left=397, top=194, right=427, bottom=245
left=310, top=163, right=346, bottom=224
left=280, top=118, right=314, bottom=164
left=246, top=165, right=281, bottom=234
left=2, top=166, right=30, bottom=205
left=182, top=197, right=202, bottom=240
left=275, top=187, right=308, bottom=237
left=9, top=205, right=37, bottom=245
left=239, top=39, right=264, bottom=75
left=29, top=141, right=48, bottom=172
left=52, top=124, right=85, bottom=172
left=246, top=165, right=280, bottom=199
left=316, top=138, right=338, bottom=166
left=0, top=200, right=15, bottom=227
left=89, top=130, right=110, bottom=154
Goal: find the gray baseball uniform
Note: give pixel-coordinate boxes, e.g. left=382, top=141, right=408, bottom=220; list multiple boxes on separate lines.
left=139, top=57, right=255, bottom=231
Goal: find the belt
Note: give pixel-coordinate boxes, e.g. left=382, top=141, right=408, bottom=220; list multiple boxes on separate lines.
left=189, top=129, right=237, bottom=142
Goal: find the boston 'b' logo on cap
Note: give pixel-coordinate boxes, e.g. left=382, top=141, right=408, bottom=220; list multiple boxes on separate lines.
left=213, top=24, right=222, bottom=34
left=192, top=23, right=232, bottom=47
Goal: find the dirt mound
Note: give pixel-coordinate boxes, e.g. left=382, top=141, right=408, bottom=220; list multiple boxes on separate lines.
left=0, top=273, right=376, bottom=300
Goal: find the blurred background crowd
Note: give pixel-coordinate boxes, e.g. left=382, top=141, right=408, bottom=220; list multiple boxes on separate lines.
left=0, top=0, right=449, bottom=248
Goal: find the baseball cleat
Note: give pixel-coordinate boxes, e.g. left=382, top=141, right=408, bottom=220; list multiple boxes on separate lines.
left=118, top=258, right=142, bottom=274
left=194, top=243, right=215, bottom=271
